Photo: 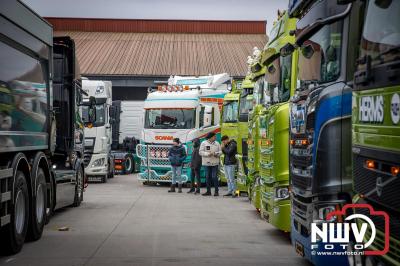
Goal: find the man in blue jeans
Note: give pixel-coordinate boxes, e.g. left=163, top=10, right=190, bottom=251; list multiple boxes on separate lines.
left=168, top=138, right=186, bottom=193
left=199, top=132, right=221, bottom=196
left=221, top=135, right=237, bottom=197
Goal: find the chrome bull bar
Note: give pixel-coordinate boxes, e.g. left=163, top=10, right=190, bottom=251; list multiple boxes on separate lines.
left=136, top=144, right=189, bottom=183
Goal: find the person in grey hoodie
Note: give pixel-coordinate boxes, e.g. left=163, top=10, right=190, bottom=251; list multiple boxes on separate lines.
left=168, top=138, right=186, bottom=193
left=187, top=138, right=202, bottom=194
left=199, top=132, right=221, bottom=196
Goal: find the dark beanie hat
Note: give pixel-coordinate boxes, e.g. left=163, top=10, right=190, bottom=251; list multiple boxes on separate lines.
left=206, top=132, right=215, bottom=139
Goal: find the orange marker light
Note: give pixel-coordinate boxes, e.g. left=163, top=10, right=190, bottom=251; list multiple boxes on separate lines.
left=391, top=166, right=400, bottom=176
left=301, top=139, right=308, bottom=145
left=366, top=160, right=375, bottom=169
left=290, top=139, right=295, bottom=145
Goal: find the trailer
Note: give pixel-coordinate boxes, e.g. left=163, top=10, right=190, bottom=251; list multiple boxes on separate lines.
left=0, top=0, right=88, bottom=254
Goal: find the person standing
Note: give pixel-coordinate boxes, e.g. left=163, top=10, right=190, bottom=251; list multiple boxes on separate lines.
left=168, top=138, right=186, bottom=193
left=199, top=132, right=221, bottom=196
left=221, top=135, right=238, bottom=197
left=187, top=138, right=202, bottom=194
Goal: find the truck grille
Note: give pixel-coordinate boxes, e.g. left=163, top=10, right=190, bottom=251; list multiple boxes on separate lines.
left=353, top=154, right=400, bottom=210
left=355, top=206, right=400, bottom=262
left=291, top=173, right=312, bottom=190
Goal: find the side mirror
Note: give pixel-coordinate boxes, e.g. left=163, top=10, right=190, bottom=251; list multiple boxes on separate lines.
left=280, top=43, right=296, bottom=57
left=88, top=107, right=96, bottom=123
left=273, top=86, right=279, bottom=103
left=203, top=106, right=213, bottom=127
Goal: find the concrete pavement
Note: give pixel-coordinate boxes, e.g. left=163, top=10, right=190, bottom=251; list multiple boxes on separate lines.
left=0, top=175, right=310, bottom=266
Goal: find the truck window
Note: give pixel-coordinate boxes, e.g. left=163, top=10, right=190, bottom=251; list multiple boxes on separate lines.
left=145, top=108, right=196, bottom=129
left=223, top=101, right=239, bottom=123
left=0, top=41, right=47, bottom=132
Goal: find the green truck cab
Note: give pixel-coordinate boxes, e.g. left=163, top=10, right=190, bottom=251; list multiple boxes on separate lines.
left=220, top=81, right=241, bottom=184
left=247, top=61, right=267, bottom=211
left=258, top=11, right=297, bottom=232
left=350, top=0, right=400, bottom=265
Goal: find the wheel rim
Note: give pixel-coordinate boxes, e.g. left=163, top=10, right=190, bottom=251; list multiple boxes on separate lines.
left=15, top=189, right=26, bottom=234
left=36, top=184, right=45, bottom=224
left=126, top=158, right=132, bottom=171
left=77, top=170, right=83, bottom=198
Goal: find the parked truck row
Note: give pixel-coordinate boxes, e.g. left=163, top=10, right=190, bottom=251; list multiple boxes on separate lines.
left=218, top=0, right=399, bottom=265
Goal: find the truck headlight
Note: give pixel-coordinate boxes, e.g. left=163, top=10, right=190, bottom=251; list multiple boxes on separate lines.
left=318, top=206, right=336, bottom=222
left=92, top=158, right=105, bottom=167
left=307, top=100, right=317, bottom=115
left=275, top=187, right=289, bottom=200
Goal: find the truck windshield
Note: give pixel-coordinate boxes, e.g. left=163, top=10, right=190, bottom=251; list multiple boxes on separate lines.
left=81, top=104, right=105, bottom=127
left=361, top=0, right=400, bottom=64
left=145, top=109, right=195, bottom=129
left=222, top=100, right=239, bottom=123
left=239, top=95, right=253, bottom=122
left=298, top=21, right=343, bottom=84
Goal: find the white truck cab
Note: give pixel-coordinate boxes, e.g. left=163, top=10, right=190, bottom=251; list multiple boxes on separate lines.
left=81, top=79, right=114, bottom=182
left=137, top=73, right=230, bottom=183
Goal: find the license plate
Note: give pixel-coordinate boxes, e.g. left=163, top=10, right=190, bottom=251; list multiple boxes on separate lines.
left=295, top=241, right=304, bottom=257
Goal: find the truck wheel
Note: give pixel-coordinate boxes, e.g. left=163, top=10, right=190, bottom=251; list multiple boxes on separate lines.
left=72, top=167, right=84, bottom=207
left=0, top=171, right=29, bottom=255
left=108, top=160, right=114, bottom=179
left=102, top=174, right=108, bottom=183
left=27, top=168, right=47, bottom=241
left=124, top=155, right=133, bottom=174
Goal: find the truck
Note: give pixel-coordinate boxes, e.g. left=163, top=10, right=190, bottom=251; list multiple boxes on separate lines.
left=288, top=0, right=364, bottom=264
left=219, top=80, right=241, bottom=184
left=349, top=0, right=400, bottom=265
left=258, top=10, right=297, bottom=233
left=219, top=80, right=253, bottom=187
left=246, top=48, right=267, bottom=211
left=110, top=101, right=141, bottom=175
left=136, top=74, right=230, bottom=184
left=0, top=0, right=87, bottom=254
left=81, top=80, right=114, bottom=183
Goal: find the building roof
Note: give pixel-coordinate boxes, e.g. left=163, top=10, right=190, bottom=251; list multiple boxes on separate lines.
left=55, top=31, right=266, bottom=77
left=47, top=18, right=266, bottom=34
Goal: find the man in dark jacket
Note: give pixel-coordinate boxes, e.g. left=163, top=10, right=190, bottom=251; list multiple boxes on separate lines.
left=188, top=138, right=202, bottom=194
left=168, top=138, right=186, bottom=193
left=221, top=135, right=237, bottom=197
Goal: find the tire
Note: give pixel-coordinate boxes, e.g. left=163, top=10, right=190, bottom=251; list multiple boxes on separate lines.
left=107, top=159, right=114, bottom=179
left=124, top=155, right=133, bottom=174
left=27, top=168, right=47, bottom=241
left=72, top=167, right=84, bottom=207
left=102, top=174, right=108, bottom=183
left=0, top=171, right=30, bottom=255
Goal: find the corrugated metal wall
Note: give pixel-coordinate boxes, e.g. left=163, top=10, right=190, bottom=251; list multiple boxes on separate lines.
left=46, top=18, right=266, bottom=34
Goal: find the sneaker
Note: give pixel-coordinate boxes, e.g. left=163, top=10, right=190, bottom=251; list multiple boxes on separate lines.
left=223, top=192, right=232, bottom=197
left=202, top=191, right=212, bottom=196
left=214, top=192, right=219, bottom=197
